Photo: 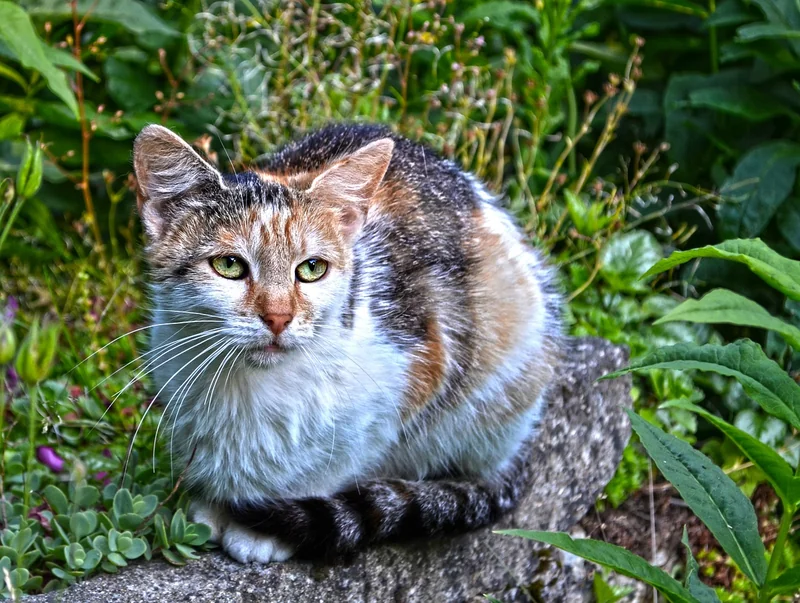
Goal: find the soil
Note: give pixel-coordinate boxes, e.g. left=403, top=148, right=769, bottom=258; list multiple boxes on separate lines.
left=579, top=482, right=787, bottom=597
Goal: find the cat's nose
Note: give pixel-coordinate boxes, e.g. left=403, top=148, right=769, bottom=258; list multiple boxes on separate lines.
left=261, top=313, right=293, bottom=336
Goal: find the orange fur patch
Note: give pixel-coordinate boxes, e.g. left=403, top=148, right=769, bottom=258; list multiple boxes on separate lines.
left=402, top=318, right=446, bottom=419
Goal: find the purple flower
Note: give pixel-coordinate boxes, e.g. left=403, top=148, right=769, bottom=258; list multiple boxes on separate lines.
left=5, top=366, right=17, bottom=391
left=102, top=448, right=112, bottom=458
left=3, top=297, right=18, bottom=323
left=36, top=446, right=65, bottom=472
left=94, top=471, right=108, bottom=481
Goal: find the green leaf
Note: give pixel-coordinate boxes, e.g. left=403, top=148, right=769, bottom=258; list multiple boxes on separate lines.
left=81, top=549, right=101, bottom=571
left=41, top=44, right=97, bottom=81
left=687, top=87, right=792, bottom=122
left=0, top=1, right=78, bottom=116
left=669, top=402, right=799, bottom=505
left=117, top=513, right=144, bottom=531
left=185, top=523, right=212, bottom=546
left=719, top=142, right=800, bottom=239
left=69, top=512, right=97, bottom=540
left=113, top=489, right=134, bottom=518
left=170, top=509, right=186, bottom=544
left=0, top=112, right=25, bottom=140
left=643, top=239, right=800, bottom=302
left=606, top=341, right=800, bottom=429
left=734, top=409, right=787, bottom=448
left=116, top=535, right=132, bottom=554
left=132, top=494, right=158, bottom=517
left=600, top=231, right=664, bottom=293
left=106, top=552, right=127, bottom=567
left=91, top=535, right=110, bottom=556
left=64, top=543, right=85, bottom=570
left=72, top=485, right=100, bottom=509
left=161, top=548, right=185, bottom=566
left=736, top=22, right=800, bottom=42
left=42, top=485, right=69, bottom=515
left=655, top=289, right=800, bottom=348
left=174, top=543, right=200, bottom=560
left=766, top=566, right=800, bottom=596
left=683, top=528, right=734, bottom=602
left=103, top=56, right=158, bottom=112
left=626, top=410, right=767, bottom=586
left=121, top=538, right=146, bottom=560
left=496, top=530, right=698, bottom=603
left=706, top=0, right=756, bottom=27
left=0, top=546, right=17, bottom=564
left=154, top=513, right=169, bottom=549
left=23, top=0, right=180, bottom=40
left=107, top=528, right=119, bottom=552
left=776, top=198, right=800, bottom=253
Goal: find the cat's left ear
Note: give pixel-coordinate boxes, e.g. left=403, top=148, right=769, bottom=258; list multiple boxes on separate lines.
left=308, top=138, right=394, bottom=239
left=133, top=124, right=226, bottom=239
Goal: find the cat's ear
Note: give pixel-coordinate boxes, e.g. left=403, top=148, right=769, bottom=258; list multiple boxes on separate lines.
left=308, top=138, right=394, bottom=239
left=133, top=124, right=226, bottom=238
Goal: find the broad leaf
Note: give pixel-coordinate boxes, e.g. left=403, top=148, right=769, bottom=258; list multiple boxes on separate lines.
left=605, top=340, right=800, bottom=429
left=766, top=566, right=800, bottom=596
left=719, top=141, right=800, bottom=239
left=687, top=87, right=791, bottom=122
left=41, top=44, right=98, bottom=81
left=0, top=1, right=77, bottom=116
left=600, top=231, right=663, bottom=293
left=655, top=289, right=800, bottom=349
left=776, top=197, right=800, bottom=253
left=681, top=529, right=721, bottom=603
left=496, top=530, right=699, bottom=603
left=667, top=401, right=800, bottom=506
left=22, top=0, right=179, bottom=40
left=627, top=411, right=767, bottom=586
left=643, top=238, right=800, bottom=302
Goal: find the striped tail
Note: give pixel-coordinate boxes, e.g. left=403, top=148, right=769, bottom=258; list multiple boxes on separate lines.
left=224, top=454, right=530, bottom=560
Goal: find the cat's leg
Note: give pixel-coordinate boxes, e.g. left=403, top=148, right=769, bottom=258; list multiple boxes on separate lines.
left=188, top=499, right=229, bottom=543
left=190, top=499, right=294, bottom=562
left=221, top=522, right=295, bottom=563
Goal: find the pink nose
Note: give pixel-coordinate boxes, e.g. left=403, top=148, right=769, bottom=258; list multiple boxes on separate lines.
left=261, top=313, right=293, bottom=336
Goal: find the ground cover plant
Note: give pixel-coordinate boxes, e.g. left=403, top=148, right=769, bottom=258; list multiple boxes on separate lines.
left=0, top=0, right=798, bottom=599
left=506, top=239, right=800, bottom=601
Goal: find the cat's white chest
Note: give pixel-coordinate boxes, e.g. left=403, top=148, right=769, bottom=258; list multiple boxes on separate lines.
left=168, top=336, right=407, bottom=503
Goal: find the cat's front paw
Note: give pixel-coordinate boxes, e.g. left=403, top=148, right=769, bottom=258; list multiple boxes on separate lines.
left=222, top=522, right=294, bottom=564
left=188, top=500, right=229, bottom=543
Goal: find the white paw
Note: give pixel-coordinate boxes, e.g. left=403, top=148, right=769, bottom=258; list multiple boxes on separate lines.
left=222, top=522, right=294, bottom=564
left=189, top=500, right=228, bottom=543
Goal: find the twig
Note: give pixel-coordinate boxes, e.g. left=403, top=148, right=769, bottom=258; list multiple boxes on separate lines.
left=71, top=0, right=106, bottom=262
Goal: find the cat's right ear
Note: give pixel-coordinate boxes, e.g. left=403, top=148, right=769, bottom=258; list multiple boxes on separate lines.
left=133, top=124, right=226, bottom=239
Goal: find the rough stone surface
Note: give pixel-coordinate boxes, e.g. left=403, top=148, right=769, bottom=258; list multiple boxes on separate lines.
left=28, top=336, right=631, bottom=603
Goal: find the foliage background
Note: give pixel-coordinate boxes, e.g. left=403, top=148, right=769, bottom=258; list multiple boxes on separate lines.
left=1, top=0, right=799, bottom=599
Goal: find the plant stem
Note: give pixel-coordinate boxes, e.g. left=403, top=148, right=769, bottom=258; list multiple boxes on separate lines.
left=22, top=384, right=38, bottom=515
left=709, top=0, right=718, bottom=74
left=0, top=195, right=27, bottom=255
left=758, top=503, right=794, bottom=602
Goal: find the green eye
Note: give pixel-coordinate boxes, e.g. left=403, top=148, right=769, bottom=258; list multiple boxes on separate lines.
left=210, top=256, right=248, bottom=279
left=296, top=258, right=328, bottom=283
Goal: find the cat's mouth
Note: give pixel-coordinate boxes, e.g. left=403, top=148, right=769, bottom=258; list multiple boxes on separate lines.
left=245, top=343, right=289, bottom=367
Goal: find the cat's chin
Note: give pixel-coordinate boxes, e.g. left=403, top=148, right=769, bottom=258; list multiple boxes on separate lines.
left=247, top=346, right=291, bottom=368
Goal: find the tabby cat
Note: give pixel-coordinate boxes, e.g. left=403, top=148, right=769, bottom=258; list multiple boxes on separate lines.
left=132, top=123, right=562, bottom=563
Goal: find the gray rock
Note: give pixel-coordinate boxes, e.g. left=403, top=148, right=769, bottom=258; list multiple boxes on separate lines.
left=29, top=336, right=631, bottom=603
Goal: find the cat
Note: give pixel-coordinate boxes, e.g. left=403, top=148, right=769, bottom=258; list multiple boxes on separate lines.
left=132, top=123, right=563, bottom=564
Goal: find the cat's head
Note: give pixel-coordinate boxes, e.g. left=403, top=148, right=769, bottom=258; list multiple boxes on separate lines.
left=133, top=125, right=393, bottom=367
